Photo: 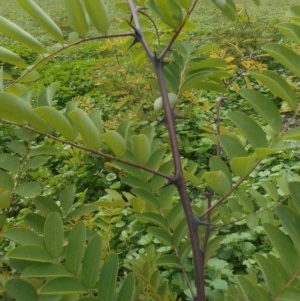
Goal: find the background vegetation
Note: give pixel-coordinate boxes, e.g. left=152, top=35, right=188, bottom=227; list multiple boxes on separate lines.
left=0, top=0, right=300, bottom=300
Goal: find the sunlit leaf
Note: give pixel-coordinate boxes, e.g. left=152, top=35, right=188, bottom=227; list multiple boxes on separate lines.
left=0, top=16, right=43, bottom=52
left=16, top=0, right=63, bottom=42
left=230, top=153, right=257, bottom=178
left=131, top=134, right=151, bottom=165
left=69, top=109, right=102, bottom=150
left=0, top=46, right=26, bottom=67
left=63, top=0, right=88, bottom=37
left=34, top=106, right=74, bottom=140
left=102, top=131, right=126, bottom=156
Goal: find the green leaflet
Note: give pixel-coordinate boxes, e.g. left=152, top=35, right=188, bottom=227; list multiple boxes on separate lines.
left=59, top=185, right=76, bottom=214
left=209, top=156, right=232, bottom=185
left=38, top=83, right=60, bottom=106
left=69, top=109, right=102, bottom=150
left=275, top=205, right=300, bottom=250
left=211, top=0, right=237, bottom=21
left=238, top=276, right=272, bottom=301
left=5, top=279, right=38, bottom=301
left=33, top=196, right=62, bottom=215
left=230, top=153, right=257, bottom=178
left=248, top=69, right=297, bottom=111
left=131, top=134, right=151, bottom=165
left=102, top=130, right=126, bottom=156
left=203, top=170, right=232, bottom=196
left=287, top=5, right=300, bottom=21
left=63, top=0, right=88, bottom=37
left=277, top=23, right=300, bottom=44
left=22, top=263, right=70, bottom=278
left=24, top=213, right=45, bottom=234
left=16, top=0, right=63, bottom=42
left=152, top=0, right=183, bottom=29
left=148, top=227, right=173, bottom=246
left=0, top=46, right=26, bottom=67
left=239, top=86, right=282, bottom=133
left=117, top=273, right=135, bottom=301
left=34, top=106, right=74, bottom=140
left=65, top=221, right=86, bottom=275
left=228, top=110, right=268, bottom=148
left=219, top=135, right=248, bottom=159
left=156, top=255, right=181, bottom=268
left=98, top=253, right=119, bottom=301
left=82, top=0, right=110, bottom=34
left=44, top=212, right=64, bottom=260
left=14, top=182, right=42, bottom=198
left=288, top=181, right=300, bottom=212
left=278, top=287, right=300, bottom=301
left=264, top=223, right=300, bottom=275
left=4, top=228, right=44, bottom=247
left=0, top=153, right=21, bottom=172
left=137, top=212, right=168, bottom=228
left=0, top=16, right=43, bottom=52
left=40, top=277, right=86, bottom=295
left=0, top=92, right=46, bottom=130
left=255, top=254, right=285, bottom=296
left=81, top=235, right=102, bottom=288
left=8, top=245, right=53, bottom=263
left=262, top=44, right=300, bottom=78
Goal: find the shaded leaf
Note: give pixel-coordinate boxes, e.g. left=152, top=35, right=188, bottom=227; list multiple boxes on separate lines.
left=239, top=89, right=282, bottom=133
left=8, top=246, right=53, bottom=263
left=33, top=196, right=62, bottom=215
left=15, top=182, right=42, bottom=198
left=117, top=273, right=135, bottom=301
left=211, top=0, right=237, bottom=21
left=22, top=263, right=70, bottom=278
left=44, top=212, right=64, bottom=259
left=4, top=228, right=44, bottom=247
left=0, top=153, right=21, bottom=171
left=40, top=277, right=86, bottom=295
left=59, top=185, right=76, bottom=214
left=228, top=110, right=268, bottom=148
left=98, top=253, right=119, bottom=301
left=65, top=221, right=86, bottom=275
left=5, top=278, right=37, bottom=301
left=262, top=44, right=300, bottom=78
left=82, top=235, right=102, bottom=288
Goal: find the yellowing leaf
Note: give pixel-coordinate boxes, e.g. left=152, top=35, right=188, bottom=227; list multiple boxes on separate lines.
left=203, top=170, right=232, bottom=195
left=131, top=134, right=151, bottom=165
left=230, top=153, right=257, bottom=178
left=102, top=131, right=126, bottom=156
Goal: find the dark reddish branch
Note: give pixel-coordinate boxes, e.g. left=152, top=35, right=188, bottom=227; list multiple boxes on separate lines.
left=127, top=1, right=206, bottom=300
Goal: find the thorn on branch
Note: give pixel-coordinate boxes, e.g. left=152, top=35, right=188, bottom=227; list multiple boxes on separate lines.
left=127, top=21, right=142, bottom=49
